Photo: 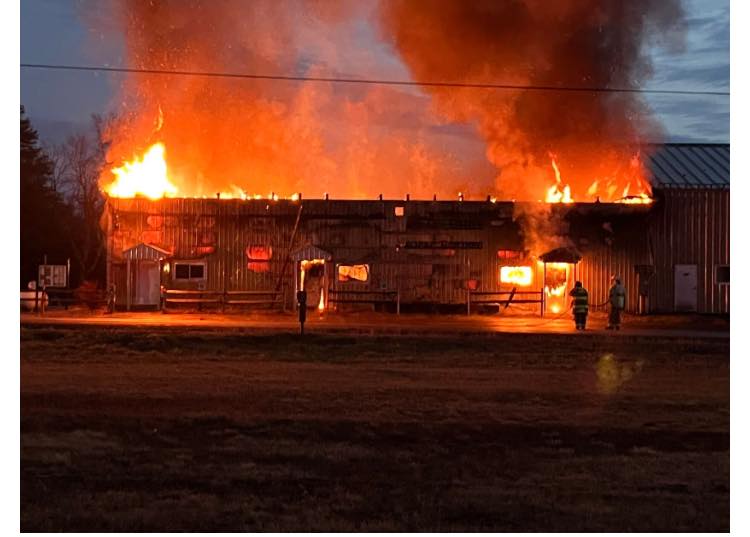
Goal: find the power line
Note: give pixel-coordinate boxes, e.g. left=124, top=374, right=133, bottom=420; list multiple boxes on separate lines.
left=21, top=62, right=730, bottom=97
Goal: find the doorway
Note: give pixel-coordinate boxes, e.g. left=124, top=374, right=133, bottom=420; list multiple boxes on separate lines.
left=298, top=259, right=327, bottom=311
left=674, top=264, right=698, bottom=312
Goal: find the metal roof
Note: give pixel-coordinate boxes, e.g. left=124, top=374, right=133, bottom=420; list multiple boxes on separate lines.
left=123, top=242, right=173, bottom=260
left=290, top=244, right=333, bottom=262
left=645, top=143, right=729, bottom=190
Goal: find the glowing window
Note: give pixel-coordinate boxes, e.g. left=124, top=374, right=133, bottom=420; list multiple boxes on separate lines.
left=499, top=266, right=532, bottom=286
left=338, top=264, right=369, bottom=282
left=395, top=206, right=404, bottom=217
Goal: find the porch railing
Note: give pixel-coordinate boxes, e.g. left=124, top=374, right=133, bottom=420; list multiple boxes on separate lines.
left=327, top=288, right=401, bottom=314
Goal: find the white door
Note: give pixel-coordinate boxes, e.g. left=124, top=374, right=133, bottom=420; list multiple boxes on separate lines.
left=674, top=264, right=698, bottom=312
left=134, top=261, right=160, bottom=305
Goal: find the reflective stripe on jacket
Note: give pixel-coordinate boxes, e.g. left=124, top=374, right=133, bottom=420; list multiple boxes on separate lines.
left=569, top=287, right=589, bottom=313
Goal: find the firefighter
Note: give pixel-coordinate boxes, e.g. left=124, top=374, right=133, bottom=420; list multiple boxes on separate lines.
left=569, top=281, right=589, bottom=330
left=607, top=276, right=626, bottom=330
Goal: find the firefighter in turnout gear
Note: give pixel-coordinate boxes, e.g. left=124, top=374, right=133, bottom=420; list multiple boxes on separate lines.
left=607, top=276, right=626, bottom=330
left=569, top=281, right=589, bottom=330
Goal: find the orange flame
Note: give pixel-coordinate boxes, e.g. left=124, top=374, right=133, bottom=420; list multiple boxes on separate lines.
left=545, top=157, right=573, bottom=203
left=107, top=143, right=178, bottom=200
left=543, top=261, right=569, bottom=314
left=318, top=288, right=325, bottom=311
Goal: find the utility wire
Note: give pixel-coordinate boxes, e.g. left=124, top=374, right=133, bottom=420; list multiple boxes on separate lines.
left=20, top=62, right=730, bottom=97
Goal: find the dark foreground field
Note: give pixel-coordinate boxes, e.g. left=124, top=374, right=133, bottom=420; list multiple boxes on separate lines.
left=20, top=325, right=729, bottom=531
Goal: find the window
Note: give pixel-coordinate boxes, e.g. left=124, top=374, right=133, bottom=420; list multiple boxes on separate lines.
left=394, top=206, right=404, bottom=217
left=190, top=264, right=204, bottom=279
left=715, top=265, right=729, bottom=285
left=173, top=262, right=206, bottom=281
left=175, top=264, right=189, bottom=279
left=338, top=264, right=369, bottom=282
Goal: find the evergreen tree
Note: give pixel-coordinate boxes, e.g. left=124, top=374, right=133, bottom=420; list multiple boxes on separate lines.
left=20, top=106, right=72, bottom=287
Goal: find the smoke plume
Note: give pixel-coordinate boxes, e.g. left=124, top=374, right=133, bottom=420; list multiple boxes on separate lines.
left=378, top=0, right=685, bottom=201
left=87, top=0, right=684, bottom=202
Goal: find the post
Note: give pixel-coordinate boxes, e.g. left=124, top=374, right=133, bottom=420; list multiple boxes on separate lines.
left=34, top=284, right=39, bottom=314
left=297, top=290, right=307, bottom=335
left=126, top=258, right=131, bottom=311
left=540, top=287, right=545, bottom=318
left=396, top=288, right=401, bottom=315
left=466, top=289, right=471, bottom=316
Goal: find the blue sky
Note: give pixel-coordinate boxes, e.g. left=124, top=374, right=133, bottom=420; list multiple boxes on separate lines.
left=20, top=0, right=729, bottom=145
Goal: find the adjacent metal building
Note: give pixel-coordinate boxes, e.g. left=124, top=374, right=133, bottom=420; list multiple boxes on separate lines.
left=104, top=143, right=729, bottom=315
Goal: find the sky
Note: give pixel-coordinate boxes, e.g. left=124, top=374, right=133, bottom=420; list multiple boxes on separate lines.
left=20, top=0, right=729, bottom=146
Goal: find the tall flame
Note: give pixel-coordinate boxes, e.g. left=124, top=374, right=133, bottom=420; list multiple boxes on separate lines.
left=107, top=143, right=178, bottom=200
left=545, top=157, right=573, bottom=203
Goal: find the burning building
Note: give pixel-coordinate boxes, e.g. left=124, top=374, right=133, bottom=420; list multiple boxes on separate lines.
left=103, top=142, right=728, bottom=315
left=88, top=0, right=727, bottom=316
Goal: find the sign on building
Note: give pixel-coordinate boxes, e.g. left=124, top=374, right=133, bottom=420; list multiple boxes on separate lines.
left=38, top=264, right=68, bottom=288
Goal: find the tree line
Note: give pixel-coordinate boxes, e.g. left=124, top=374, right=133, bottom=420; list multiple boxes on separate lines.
left=20, top=106, right=111, bottom=289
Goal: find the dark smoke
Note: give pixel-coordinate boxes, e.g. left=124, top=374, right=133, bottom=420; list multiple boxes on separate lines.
left=378, top=0, right=686, bottom=200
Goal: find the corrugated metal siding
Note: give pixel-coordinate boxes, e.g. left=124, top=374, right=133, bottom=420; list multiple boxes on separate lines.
left=107, top=195, right=728, bottom=314
left=648, top=189, right=729, bottom=314
left=576, top=235, right=649, bottom=314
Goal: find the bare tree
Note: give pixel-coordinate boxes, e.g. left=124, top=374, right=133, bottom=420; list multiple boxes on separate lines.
left=58, top=113, right=116, bottom=282
left=43, top=142, right=70, bottom=194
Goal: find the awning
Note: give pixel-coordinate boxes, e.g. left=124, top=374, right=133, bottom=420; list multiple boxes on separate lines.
left=290, top=244, right=332, bottom=262
left=539, top=247, right=582, bottom=264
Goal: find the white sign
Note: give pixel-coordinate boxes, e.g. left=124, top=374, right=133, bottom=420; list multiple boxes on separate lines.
left=38, top=264, right=67, bottom=288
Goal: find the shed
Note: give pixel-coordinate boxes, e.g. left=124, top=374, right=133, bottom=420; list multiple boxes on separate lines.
left=122, top=243, right=172, bottom=310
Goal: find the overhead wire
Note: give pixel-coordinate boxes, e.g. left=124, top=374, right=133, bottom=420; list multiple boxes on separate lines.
left=20, top=63, right=730, bottom=97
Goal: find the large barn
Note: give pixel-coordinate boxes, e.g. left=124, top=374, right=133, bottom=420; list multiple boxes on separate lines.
left=103, top=143, right=729, bottom=315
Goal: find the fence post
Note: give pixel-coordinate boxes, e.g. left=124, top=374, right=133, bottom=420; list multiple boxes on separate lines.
left=540, top=287, right=545, bottom=318
left=396, top=289, right=401, bottom=315
left=467, top=290, right=471, bottom=316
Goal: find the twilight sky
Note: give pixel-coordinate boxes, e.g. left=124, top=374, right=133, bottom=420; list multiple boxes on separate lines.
left=20, top=0, right=729, bottom=146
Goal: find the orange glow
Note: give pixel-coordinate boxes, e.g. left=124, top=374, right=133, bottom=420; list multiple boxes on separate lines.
left=318, top=288, right=325, bottom=311
left=545, top=157, right=573, bottom=203
left=543, top=262, right=570, bottom=313
left=500, top=266, right=533, bottom=286
left=618, top=193, right=653, bottom=204
left=106, top=143, right=178, bottom=199
left=584, top=153, right=653, bottom=204
left=105, top=143, right=305, bottom=201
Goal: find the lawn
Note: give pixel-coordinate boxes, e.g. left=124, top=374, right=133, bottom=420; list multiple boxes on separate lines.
left=21, top=325, right=729, bottom=531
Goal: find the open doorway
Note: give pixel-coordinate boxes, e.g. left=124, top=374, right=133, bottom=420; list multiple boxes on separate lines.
left=298, top=259, right=327, bottom=311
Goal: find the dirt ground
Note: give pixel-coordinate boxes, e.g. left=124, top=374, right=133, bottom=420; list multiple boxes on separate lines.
left=20, top=324, right=729, bottom=531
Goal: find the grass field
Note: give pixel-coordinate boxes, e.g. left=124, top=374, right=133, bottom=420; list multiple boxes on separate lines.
left=20, top=325, right=729, bottom=531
